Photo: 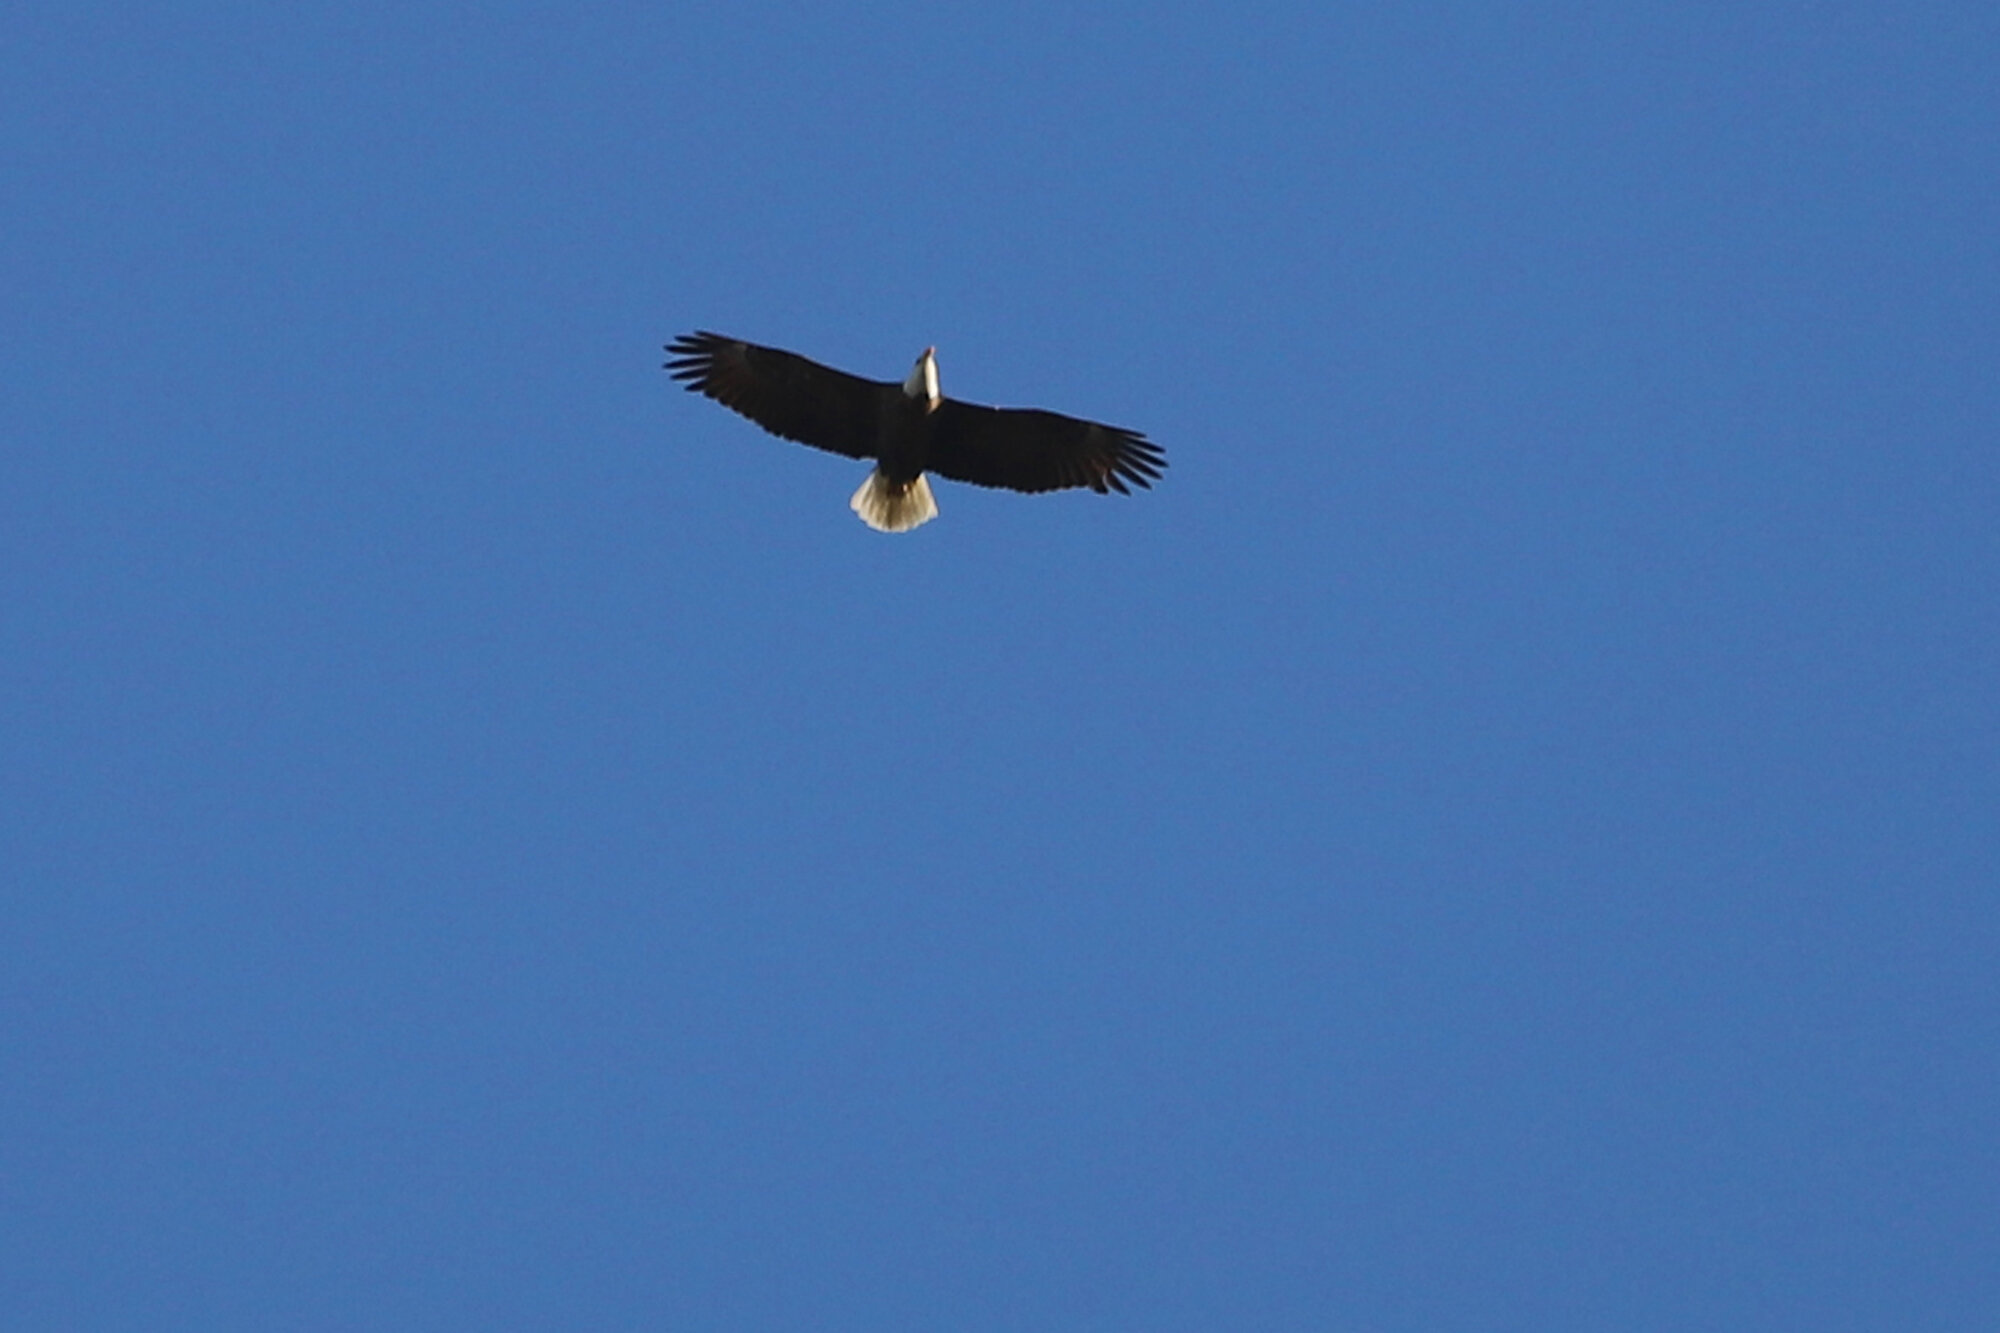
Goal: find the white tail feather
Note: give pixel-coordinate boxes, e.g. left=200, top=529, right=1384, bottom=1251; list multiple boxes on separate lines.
left=849, top=469, right=939, bottom=533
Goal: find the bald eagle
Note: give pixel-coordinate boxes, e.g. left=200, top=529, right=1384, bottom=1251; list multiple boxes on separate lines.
left=664, top=332, right=1165, bottom=532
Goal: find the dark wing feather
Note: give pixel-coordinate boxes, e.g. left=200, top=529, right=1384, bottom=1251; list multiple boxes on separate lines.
left=664, top=331, right=887, bottom=461
left=926, top=399, right=1166, bottom=495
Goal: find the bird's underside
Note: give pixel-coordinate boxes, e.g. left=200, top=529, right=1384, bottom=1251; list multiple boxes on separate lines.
left=664, top=331, right=1165, bottom=532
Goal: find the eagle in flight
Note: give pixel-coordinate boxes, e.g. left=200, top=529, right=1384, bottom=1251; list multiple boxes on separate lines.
left=665, top=332, right=1166, bottom=532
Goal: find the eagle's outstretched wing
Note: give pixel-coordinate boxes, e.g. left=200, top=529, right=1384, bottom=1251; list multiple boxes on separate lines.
left=665, top=332, right=886, bottom=462
left=926, top=400, right=1166, bottom=495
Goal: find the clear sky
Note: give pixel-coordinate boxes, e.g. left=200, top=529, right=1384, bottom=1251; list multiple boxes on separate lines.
left=5, top=3, right=1996, bottom=1328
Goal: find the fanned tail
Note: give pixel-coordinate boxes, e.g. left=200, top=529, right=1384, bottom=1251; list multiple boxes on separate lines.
left=849, top=469, right=939, bottom=533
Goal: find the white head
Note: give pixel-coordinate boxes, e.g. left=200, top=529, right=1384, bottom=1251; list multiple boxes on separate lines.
left=902, top=345, right=940, bottom=406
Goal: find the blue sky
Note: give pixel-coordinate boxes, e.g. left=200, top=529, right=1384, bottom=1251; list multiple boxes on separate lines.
left=5, top=3, right=1996, bottom=1328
